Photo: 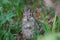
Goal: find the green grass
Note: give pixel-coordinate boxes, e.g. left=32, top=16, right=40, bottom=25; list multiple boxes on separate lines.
left=37, top=14, right=60, bottom=40
left=0, top=0, right=60, bottom=40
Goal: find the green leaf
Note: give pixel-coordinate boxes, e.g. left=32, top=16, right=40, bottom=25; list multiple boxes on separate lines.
left=52, top=15, right=57, bottom=32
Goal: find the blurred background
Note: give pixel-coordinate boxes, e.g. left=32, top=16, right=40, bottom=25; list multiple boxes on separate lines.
left=0, top=0, right=60, bottom=40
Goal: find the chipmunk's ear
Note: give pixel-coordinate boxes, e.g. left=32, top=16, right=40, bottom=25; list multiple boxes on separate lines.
left=27, top=8, right=31, bottom=12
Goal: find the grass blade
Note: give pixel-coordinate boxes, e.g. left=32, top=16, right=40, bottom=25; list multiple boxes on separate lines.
left=52, top=15, right=57, bottom=32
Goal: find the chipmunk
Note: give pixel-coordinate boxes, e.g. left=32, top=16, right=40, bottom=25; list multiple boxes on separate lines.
left=22, top=7, right=37, bottom=40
